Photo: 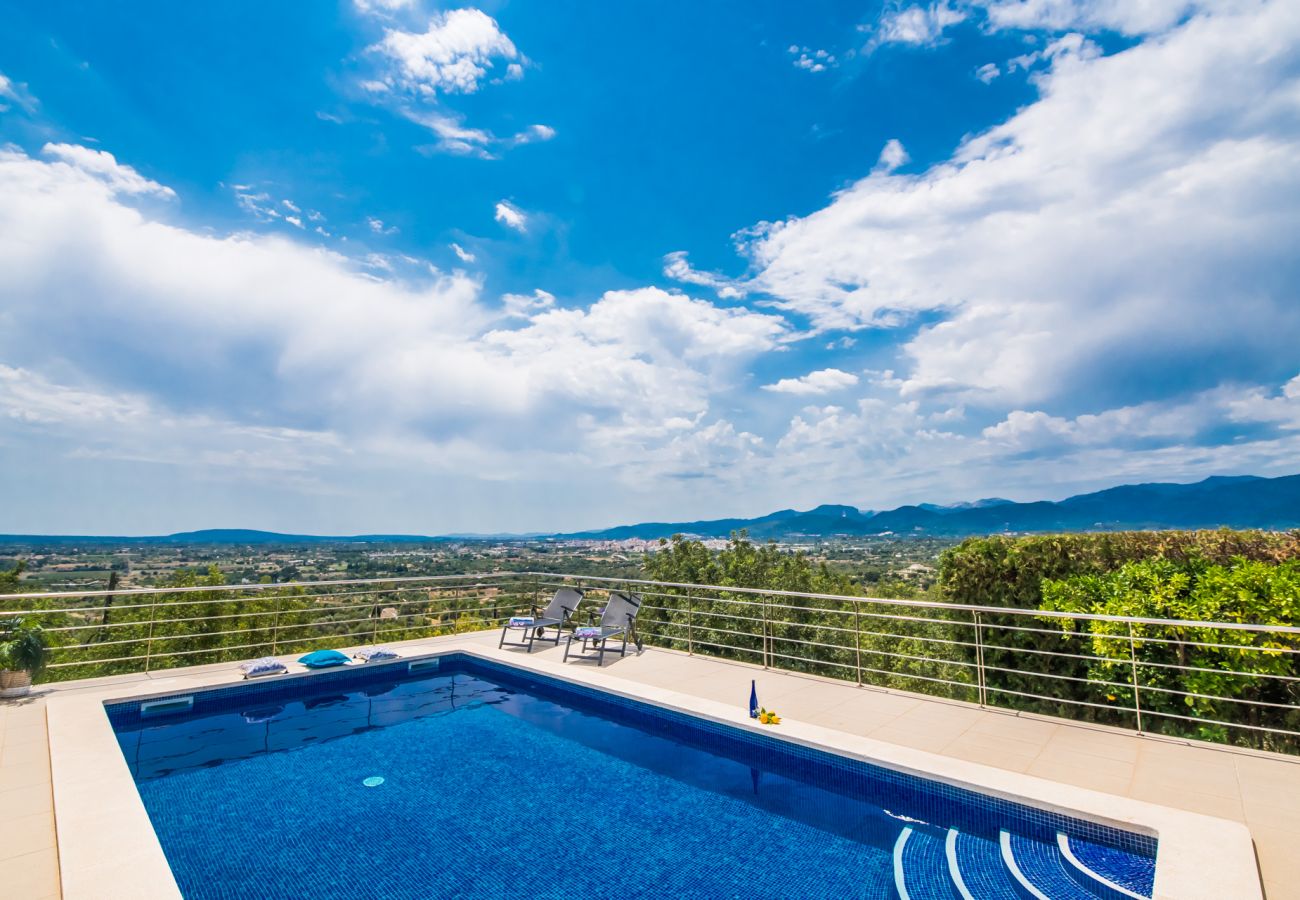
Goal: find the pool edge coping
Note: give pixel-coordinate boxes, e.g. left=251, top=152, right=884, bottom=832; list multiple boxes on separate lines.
left=47, top=640, right=1262, bottom=900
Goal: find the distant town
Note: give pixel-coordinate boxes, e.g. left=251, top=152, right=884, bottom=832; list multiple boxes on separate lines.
left=0, top=535, right=949, bottom=600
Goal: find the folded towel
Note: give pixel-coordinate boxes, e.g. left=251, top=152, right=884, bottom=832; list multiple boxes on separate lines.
left=354, top=647, right=399, bottom=662
left=508, top=616, right=535, bottom=628
left=574, top=626, right=603, bottom=640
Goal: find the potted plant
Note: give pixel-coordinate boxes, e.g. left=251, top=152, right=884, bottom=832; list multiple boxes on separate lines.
left=0, top=618, right=48, bottom=698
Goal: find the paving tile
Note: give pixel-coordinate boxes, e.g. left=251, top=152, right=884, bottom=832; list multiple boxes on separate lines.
left=1042, top=726, right=1143, bottom=763
left=826, top=688, right=924, bottom=718
left=1232, top=753, right=1300, bottom=792
left=0, top=847, right=60, bottom=897
left=1236, top=770, right=1300, bottom=815
left=1240, top=797, right=1300, bottom=836
left=943, top=740, right=1039, bottom=773
left=1128, top=780, right=1246, bottom=820
left=1, top=704, right=46, bottom=728
left=869, top=722, right=970, bottom=753
left=0, top=782, right=54, bottom=818
left=0, top=809, right=57, bottom=859
left=1027, top=754, right=1134, bottom=797
left=1, top=740, right=49, bottom=768
left=1132, top=750, right=1242, bottom=800
left=966, top=712, right=1062, bottom=745
left=766, top=683, right=862, bottom=718
left=1248, top=830, right=1300, bottom=900
left=0, top=760, right=52, bottom=793
left=1, top=722, right=49, bottom=748
left=942, top=727, right=1046, bottom=765
left=894, top=698, right=985, bottom=728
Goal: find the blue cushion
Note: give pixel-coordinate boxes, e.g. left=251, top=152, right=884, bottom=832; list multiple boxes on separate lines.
left=298, top=649, right=349, bottom=669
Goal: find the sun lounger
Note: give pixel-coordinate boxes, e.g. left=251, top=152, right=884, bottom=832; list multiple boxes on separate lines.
left=499, top=587, right=584, bottom=652
left=563, top=591, right=643, bottom=665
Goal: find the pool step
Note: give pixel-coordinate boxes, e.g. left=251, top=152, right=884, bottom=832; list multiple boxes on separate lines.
left=1057, top=834, right=1153, bottom=899
left=949, top=830, right=1025, bottom=899
left=894, top=825, right=960, bottom=900
left=892, top=826, right=1153, bottom=900
left=1003, top=831, right=1107, bottom=900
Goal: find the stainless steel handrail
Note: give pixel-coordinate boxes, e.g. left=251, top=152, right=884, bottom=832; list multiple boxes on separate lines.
left=5, top=571, right=1299, bottom=750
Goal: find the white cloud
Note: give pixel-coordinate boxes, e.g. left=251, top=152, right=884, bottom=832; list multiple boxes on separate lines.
left=752, top=372, right=1300, bottom=515
left=873, top=3, right=967, bottom=46
left=1225, top=374, right=1300, bottom=431
left=0, top=144, right=792, bottom=521
left=1006, top=32, right=1102, bottom=76
left=450, top=242, right=475, bottom=263
left=510, top=123, right=556, bottom=145
left=977, top=0, right=1204, bottom=36
left=407, top=109, right=555, bottom=158
left=870, top=1, right=1208, bottom=50
left=763, top=368, right=861, bottom=396
left=40, top=143, right=174, bottom=199
left=0, top=71, right=37, bottom=113
left=353, top=0, right=416, bottom=13
left=788, top=45, right=838, bottom=73
left=0, top=365, right=342, bottom=475
left=232, top=186, right=324, bottom=230
left=981, top=409, right=1075, bottom=447
left=976, top=62, right=1001, bottom=82
left=494, top=200, right=527, bottom=232
left=352, top=8, right=551, bottom=160
left=367, top=215, right=398, bottom=235
left=501, top=289, right=555, bottom=318
left=738, top=1, right=1300, bottom=411
left=662, top=251, right=744, bottom=299
left=874, top=138, right=910, bottom=173
left=371, top=8, right=520, bottom=96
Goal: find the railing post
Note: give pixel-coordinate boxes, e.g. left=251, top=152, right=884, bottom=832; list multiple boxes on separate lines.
left=853, top=600, right=863, bottom=687
left=1128, top=622, right=1145, bottom=734
left=762, top=596, right=770, bottom=669
left=144, top=594, right=160, bottom=673
left=686, top=595, right=694, bottom=654
left=271, top=593, right=283, bottom=655
left=974, top=611, right=987, bottom=708
left=371, top=591, right=381, bottom=644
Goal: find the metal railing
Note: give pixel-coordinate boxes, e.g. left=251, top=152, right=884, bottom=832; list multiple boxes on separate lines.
left=3, top=572, right=1299, bottom=753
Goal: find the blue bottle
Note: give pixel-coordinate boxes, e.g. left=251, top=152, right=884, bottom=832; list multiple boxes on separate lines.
left=749, top=680, right=759, bottom=718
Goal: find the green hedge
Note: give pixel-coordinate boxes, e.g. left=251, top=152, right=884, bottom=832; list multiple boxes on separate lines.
left=936, top=530, right=1300, bottom=749
left=938, top=529, right=1300, bottom=609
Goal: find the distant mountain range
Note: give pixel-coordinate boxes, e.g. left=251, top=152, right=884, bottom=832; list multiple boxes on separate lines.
left=560, top=474, right=1300, bottom=540
left=2, top=474, right=1297, bottom=546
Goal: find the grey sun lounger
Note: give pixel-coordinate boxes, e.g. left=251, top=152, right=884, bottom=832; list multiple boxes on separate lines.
left=499, top=587, right=584, bottom=652
left=563, top=591, right=643, bottom=665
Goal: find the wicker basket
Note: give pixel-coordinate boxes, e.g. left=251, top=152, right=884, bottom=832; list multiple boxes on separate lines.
left=0, top=669, right=32, bottom=698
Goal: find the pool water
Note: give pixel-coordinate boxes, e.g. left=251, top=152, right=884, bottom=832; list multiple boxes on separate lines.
left=109, top=655, right=1157, bottom=899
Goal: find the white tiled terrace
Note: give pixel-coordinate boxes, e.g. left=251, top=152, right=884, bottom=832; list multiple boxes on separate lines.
left=6, top=629, right=1299, bottom=898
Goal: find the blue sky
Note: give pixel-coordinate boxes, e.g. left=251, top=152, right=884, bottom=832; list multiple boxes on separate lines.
left=0, top=0, right=1297, bottom=535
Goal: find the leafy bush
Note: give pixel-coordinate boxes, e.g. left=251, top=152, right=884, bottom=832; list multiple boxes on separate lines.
left=1041, top=558, right=1300, bottom=748
left=939, top=530, right=1300, bottom=609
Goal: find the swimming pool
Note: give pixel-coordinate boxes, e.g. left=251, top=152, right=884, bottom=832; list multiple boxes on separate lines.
left=108, top=654, right=1157, bottom=899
